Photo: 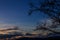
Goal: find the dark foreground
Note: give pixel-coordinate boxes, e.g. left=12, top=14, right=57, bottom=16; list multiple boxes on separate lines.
left=16, top=37, right=60, bottom=40
left=0, top=37, right=60, bottom=40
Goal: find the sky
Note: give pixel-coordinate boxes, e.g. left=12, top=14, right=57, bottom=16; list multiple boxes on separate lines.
left=0, top=0, right=51, bottom=33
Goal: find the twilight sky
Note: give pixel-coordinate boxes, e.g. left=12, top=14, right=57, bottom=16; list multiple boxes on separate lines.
left=0, top=0, right=48, bottom=33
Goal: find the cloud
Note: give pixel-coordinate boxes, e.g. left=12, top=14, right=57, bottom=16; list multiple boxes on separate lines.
left=0, top=23, right=20, bottom=31
left=0, top=23, right=24, bottom=34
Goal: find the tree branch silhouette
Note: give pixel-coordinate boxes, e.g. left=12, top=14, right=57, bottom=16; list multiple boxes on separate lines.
left=28, top=0, right=60, bottom=34
left=29, top=0, right=60, bottom=23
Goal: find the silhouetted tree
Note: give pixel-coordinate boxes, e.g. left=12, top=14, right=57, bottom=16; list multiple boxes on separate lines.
left=34, top=19, right=60, bottom=34
left=29, top=0, right=60, bottom=34
left=29, top=0, right=60, bottom=23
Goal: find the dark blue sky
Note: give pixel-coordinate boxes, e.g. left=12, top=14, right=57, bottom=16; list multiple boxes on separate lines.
left=0, top=0, right=47, bottom=32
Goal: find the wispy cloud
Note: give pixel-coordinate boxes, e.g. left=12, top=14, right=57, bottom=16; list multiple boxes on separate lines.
left=0, top=24, right=16, bottom=29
